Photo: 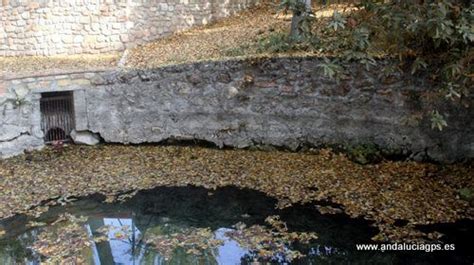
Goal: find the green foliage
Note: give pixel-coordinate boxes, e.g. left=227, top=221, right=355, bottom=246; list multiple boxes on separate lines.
left=258, top=32, right=294, bottom=53
left=2, top=89, right=29, bottom=108
left=257, top=30, right=319, bottom=55
left=458, top=188, right=473, bottom=203
left=278, top=0, right=315, bottom=39
left=364, top=0, right=472, bottom=87
left=276, top=0, right=473, bottom=129
left=360, top=1, right=472, bottom=129
left=430, top=110, right=448, bottom=131
left=223, top=45, right=250, bottom=57
left=278, top=0, right=309, bottom=15
left=346, top=143, right=382, bottom=164
left=327, top=11, right=346, bottom=31
left=298, top=13, right=316, bottom=39
left=317, top=57, right=343, bottom=79
left=411, top=58, right=428, bottom=74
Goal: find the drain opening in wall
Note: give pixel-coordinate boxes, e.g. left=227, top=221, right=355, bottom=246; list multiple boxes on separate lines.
left=40, top=91, right=75, bottom=143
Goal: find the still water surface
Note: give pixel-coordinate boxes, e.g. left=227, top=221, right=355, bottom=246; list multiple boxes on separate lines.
left=0, top=186, right=472, bottom=264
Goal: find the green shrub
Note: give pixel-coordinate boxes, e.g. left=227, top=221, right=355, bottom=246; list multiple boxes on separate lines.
left=257, top=33, right=294, bottom=53
left=346, top=143, right=382, bottom=165
left=278, top=0, right=473, bottom=130
left=458, top=188, right=474, bottom=205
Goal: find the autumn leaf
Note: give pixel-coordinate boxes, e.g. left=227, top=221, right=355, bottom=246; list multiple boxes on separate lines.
left=0, top=144, right=472, bottom=243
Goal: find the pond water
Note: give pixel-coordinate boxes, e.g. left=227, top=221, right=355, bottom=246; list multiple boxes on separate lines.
left=0, top=186, right=472, bottom=264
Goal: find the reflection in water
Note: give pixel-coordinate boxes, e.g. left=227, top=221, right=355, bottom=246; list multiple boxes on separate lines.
left=1, top=214, right=257, bottom=264
left=215, top=228, right=248, bottom=264
left=89, top=218, right=144, bottom=264
left=86, top=218, right=249, bottom=264
left=0, top=186, right=473, bottom=264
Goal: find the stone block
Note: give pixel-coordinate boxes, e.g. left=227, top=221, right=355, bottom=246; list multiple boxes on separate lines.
left=73, top=35, right=84, bottom=43
left=62, top=35, right=73, bottom=43
left=79, top=16, right=90, bottom=24
left=119, top=34, right=129, bottom=42
left=0, top=82, right=6, bottom=96
left=28, top=2, right=40, bottom=10
left=72, top=79, right=91, bottom=86
left=57, top=79, right=72, bottom=87
left=70, top=130, right=101, bottom=145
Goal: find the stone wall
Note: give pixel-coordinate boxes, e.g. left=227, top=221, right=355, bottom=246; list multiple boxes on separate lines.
left=0, top=0, right=258, bottom=56
left=0, top=57, right=473, bottom=162
left=0, top=70, right=102, bottom=156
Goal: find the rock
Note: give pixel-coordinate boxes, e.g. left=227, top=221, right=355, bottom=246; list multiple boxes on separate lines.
left=13, top=86, right=29, bottom=98
left=217, top=73, right=232, bottom=84
left=117, top=49, right=129, bottom=68
left=226, top=87, right=239, bottom=99
left=187, top=74, right=202, bottom=85
left=89, top=75, right=108, bottom=85
left=241, top=74, right=254, bottom=88
left=0, top=125, right=28, bottom=142
left=0, top=134, right=44, bottom=159
left=70, top=130, right=100, bottom=145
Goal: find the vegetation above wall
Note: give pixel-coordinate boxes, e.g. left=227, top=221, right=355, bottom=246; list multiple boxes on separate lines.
left=275, top=0, right=473, bottom=131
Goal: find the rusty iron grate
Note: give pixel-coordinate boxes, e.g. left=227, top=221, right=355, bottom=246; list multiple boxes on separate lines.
left=40, top=91, right=75, bottom=143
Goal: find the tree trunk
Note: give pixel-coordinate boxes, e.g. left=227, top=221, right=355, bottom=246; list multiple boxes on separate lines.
left=290, top=15, right=303, bottom=38
left=289, top=0, right=312, bottom=38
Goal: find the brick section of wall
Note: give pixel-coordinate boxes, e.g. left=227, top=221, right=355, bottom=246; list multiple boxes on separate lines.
left=0, top=0, right=258, bottom=56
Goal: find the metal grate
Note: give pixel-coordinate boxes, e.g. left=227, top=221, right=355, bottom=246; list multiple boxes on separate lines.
left=40, top=91, right=75, bottom=143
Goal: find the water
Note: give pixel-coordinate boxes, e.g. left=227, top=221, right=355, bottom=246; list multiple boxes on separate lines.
left=0, top=186, right=472, bottom=264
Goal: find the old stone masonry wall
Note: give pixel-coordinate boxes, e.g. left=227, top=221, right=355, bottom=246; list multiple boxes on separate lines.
left=0, top=57, right=473, bottom=162
left=0, top=0, right=258, bottom=56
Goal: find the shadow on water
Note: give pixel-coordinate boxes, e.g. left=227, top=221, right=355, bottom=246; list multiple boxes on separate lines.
left=0, top=186, right=472, bottom=264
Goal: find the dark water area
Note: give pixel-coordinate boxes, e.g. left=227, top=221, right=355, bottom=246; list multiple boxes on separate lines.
left=0, top=186, right=472, bottom=264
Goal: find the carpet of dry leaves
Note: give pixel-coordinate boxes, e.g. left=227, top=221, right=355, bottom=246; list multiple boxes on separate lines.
left=0, top=53, right=121, bottom=79
left=0, top=54, right=119, bottom=79
left=0, top=145, right=472, bottom=242
left=124, top=2, right=347, bottom=69
left=124, top=2, right=290, bottom=69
